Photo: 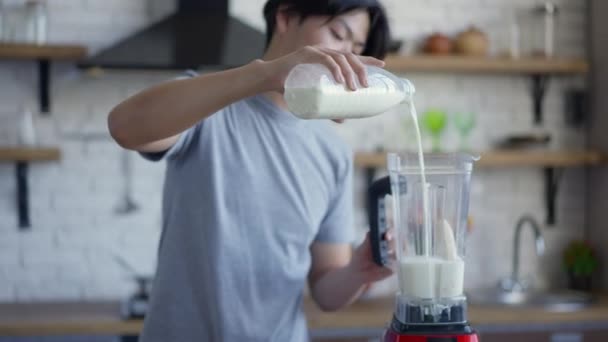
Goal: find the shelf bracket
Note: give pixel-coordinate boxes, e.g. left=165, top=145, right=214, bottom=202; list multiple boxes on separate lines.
left=544, top=167, right=563, bottom=226
left=531, top=74, right=550, bottom=125
left=16, top=161, right=30, bottom=229
left=38, top=59, right=50, bottom=114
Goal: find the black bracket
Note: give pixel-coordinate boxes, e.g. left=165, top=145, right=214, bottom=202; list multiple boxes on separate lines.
left=16, top=162, right=30, bottom=229
left=38, top=59, right=51, bottom=114
left=531, top=74, right=550, bottom=125
left=544, top=167, right=563, bottom=226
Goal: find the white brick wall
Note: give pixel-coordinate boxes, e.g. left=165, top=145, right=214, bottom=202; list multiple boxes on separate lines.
left=0, top=0, right=587, bottom=301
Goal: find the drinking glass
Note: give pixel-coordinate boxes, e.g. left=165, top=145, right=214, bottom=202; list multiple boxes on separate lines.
left=453, top=111, right=476, bottom=151
left=422, top=109, right=447, bottom=152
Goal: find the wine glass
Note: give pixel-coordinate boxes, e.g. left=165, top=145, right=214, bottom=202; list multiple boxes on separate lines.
left=422, top=109, right=447, bottom=152
left=453, top=111, right=476, bottom=151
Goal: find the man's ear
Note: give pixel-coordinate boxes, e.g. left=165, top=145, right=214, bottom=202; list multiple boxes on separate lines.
left=275, top=5, right=294, bottom=35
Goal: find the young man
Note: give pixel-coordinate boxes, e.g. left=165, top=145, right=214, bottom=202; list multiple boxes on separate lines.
left=108, top=0, right=394, bottom=340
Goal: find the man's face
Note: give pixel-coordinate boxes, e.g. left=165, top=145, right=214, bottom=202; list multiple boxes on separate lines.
left=284, top=9, right=370, bottom=55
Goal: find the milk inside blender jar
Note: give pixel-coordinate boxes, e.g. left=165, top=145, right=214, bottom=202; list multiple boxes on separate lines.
left=368, top=152, right=478, bottom=325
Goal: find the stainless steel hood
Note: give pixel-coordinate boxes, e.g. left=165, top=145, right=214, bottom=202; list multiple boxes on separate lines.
left=79, top=0, right=265, bottom=70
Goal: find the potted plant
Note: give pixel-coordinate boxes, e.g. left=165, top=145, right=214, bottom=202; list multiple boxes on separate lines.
left=563, top=240, right=598, bottom=292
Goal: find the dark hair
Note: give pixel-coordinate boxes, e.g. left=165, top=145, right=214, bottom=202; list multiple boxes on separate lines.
left=263, top=0, right=390, bottom=59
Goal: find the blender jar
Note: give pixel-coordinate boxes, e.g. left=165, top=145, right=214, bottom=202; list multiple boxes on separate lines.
left=368, top=152, right=478, bottom=326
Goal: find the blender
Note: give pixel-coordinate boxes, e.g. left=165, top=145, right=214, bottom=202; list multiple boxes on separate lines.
left=368, top=152, right=479, bottom=342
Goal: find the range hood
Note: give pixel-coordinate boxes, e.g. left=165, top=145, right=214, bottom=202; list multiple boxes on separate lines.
left=79, top=0, right=266, bottom=70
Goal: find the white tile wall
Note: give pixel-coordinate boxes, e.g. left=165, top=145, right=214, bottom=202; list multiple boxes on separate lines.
left=0, top=0, right=588, bottom=301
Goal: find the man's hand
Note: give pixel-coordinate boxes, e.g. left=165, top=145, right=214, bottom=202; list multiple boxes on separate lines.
left=346, top=231, right=394, bottom=286
left=308, top=231, right=395, bottom=312
left=260, top=45, right=385, bottom=93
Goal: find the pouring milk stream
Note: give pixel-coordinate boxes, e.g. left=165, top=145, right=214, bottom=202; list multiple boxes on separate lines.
left=284, top=63, right=464, bottom=299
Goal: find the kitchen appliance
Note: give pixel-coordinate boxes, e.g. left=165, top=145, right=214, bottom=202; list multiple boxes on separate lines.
left=368, top=152, right=479, bottom=342
left=115, top=255, right=152, bottom=319
left=494, top=132, right=551, bottom=149
left=115, top=150, right=139, bottom=215
left=79, top=0, right=265, bottom=70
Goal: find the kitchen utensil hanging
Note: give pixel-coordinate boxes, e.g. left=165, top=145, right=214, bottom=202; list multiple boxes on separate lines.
left=115, top=149, right=139, bottom=214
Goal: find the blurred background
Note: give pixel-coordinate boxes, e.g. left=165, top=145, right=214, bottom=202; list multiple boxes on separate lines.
left=0, top=0, right=606, bottom=341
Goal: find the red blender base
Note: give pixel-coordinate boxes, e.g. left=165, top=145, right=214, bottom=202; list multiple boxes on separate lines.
left=383, top=319, right=479, bottom=342
left=385, top=329, right=479, bottom=342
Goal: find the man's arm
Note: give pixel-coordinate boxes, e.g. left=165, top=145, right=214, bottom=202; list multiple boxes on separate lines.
left=307, top=234, right=393, bottom=312
left=107, top=46, right=385, bottom=152
left=108, top=60, right=270, bottom=152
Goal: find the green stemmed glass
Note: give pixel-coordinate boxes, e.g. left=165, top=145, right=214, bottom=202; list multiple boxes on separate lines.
left=453, top=111, right=476, bottom=151
left=422, top=109, right=447, bottom=152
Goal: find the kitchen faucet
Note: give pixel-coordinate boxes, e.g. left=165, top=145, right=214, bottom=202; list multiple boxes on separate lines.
left=500, top=215, right=546, bottom=292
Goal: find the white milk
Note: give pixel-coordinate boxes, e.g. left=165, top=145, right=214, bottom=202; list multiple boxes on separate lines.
left=285, top=86, right=406, bottom=119
left=407, top=98, right=431, bottom=256
left=437, top=259, right=465, bottom=297
left=399, top=256, right=465, bottom=298
left=399, top=256, right=439, bottom=298
left=398, top=98, right=465, bottom=299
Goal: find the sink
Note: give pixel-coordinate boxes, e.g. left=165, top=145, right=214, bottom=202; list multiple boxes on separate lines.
left=468, top=288, right=593, bottom=312
left=467, top=216, right=594, bottom=312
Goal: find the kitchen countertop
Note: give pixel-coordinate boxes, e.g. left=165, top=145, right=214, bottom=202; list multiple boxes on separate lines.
left=305, top=296, right=608, bottom=333
left=0, top=296, right=607, bottom=336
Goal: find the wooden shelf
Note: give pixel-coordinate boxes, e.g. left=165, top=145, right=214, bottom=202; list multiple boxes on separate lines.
left=478, top=150, right=603, bottom=167
left=0, top=147, right=61, bottom=162
left=0, top=43, right=86, bottom=60
left=355, top=150, right=605, bottom=169
left=356, top=150, right=604, bottom=225
left=0, top=43, right=87, bottom=113
left=0, top=147, right=61, bottom=229
left=384, top=55, right=589, bottom=75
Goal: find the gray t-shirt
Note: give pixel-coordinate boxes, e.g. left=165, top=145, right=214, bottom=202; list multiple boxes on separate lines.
left=139, top=93, right=354, bottom=342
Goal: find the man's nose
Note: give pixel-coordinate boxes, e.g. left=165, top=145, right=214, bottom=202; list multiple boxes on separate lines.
left=339, top=41, right=354, bottom=54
